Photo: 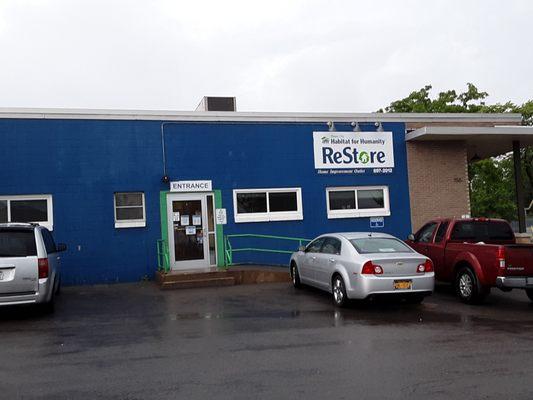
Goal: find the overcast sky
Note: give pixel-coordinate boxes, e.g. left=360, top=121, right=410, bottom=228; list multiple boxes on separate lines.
left=0, top=0, right=531, bottom=112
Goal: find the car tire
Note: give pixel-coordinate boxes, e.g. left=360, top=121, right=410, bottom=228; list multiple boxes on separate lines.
left=525, top=289, right=533, bottom=302
left=291, top=262, right=301, bottom=288
left=41, top=292, right=55, bottom=314
left=455, top=267, right=489, bottom=304
left=332, top=275, right=348, bottom=308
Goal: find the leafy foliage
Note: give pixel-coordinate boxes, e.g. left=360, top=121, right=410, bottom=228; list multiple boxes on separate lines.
left=469, top=158, right=516, bottom=221
left=380, top=83, right=533, bottom=220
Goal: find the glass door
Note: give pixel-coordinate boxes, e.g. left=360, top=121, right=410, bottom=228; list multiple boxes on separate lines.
left=167, top=194, right=210, bottom=270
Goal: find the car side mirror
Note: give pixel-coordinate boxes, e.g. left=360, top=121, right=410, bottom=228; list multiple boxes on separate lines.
left=298, top=245, right=306, bottom=252
left=407, top=234, right=415, bottom=241
left=56, top=243, right=67, bottom=252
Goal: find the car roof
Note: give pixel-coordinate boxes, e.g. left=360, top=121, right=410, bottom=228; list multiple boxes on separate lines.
left=320, top=232, right=397, bottom=240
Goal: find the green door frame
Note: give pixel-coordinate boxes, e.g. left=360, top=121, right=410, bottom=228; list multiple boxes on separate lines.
left=159, top=190, right=225, bottom=271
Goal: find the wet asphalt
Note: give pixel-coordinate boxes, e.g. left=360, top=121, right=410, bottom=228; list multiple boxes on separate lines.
left=1, top=280, right=533, bottom=400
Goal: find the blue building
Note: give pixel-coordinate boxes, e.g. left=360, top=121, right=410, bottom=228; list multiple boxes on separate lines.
left=0, top=99, right=526, bottom=284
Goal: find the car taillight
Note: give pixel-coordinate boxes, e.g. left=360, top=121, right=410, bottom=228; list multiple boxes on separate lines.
left=497, top=246, right=506, bottom=270
left=361, top=261, right=383, bottom=275
left=38, top=258, right=49, bottom=279
left=417, top=259, right=434, bottom=273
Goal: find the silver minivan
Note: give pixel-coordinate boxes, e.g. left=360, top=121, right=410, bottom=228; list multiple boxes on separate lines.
left=0, top=223, right=66, bottom=312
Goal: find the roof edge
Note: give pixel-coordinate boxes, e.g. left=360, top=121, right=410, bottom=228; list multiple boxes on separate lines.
left=0, top=107, right=523, bottom=123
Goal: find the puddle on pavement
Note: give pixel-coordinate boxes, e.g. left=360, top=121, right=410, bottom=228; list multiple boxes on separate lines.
left=170, top=305, right=533, bottom=333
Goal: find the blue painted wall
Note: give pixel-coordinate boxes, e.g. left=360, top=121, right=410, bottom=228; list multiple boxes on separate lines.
left=0, top=119, right=411, bottom=284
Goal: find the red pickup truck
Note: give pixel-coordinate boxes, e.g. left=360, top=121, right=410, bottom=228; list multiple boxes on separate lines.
left=406, top=218, right=533, bottom=304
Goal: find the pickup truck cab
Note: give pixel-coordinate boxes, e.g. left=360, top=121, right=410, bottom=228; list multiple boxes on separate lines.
left=406, top=218, right=533, bottom=304
left=0, top=223, right=66, bottom=312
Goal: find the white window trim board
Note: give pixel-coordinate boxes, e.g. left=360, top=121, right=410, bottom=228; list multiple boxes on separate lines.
left=0, top=194, right=54, bottom=230
left=233, top=188, right=303, bottom=223
left=326, top=186, right=390, bottom=219
left=114, top=192, right=146, bottom=228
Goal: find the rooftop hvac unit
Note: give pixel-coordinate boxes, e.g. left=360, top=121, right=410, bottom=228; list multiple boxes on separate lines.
left=195, top=96, right=236, bottom=112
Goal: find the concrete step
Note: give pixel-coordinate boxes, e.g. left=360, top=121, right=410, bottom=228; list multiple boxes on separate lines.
left=159, top=271, right=229, bottom=283
left=160, top=276, right=235, bottom=290
left=155, top=266, right=291, bottom=290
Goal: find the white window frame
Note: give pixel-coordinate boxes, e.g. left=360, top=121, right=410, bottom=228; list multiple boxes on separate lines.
left=233, top=188, right=303, bottom=223
left=114, top=192, right=146, bottom=228
left=326, top=186, right=390, bottom=219
left=0, top=194, right=54, bottom=230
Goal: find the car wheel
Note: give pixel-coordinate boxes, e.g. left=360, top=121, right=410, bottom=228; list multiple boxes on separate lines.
left=291, top=263, right=301, bottom=288
left=525, top=289, right=533, bottom=302
left=41, top=291, right=55, bottom=314
left=332, top=275, right=348, bottom=307
left=455, top=267, right=489, bottom=304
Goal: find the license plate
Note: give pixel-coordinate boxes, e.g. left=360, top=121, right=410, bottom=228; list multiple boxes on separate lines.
left=393, top=280, right=412, bottom=290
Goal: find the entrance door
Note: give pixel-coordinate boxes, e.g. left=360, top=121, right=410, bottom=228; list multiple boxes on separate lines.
left=167, top=193, right=216, bottom=270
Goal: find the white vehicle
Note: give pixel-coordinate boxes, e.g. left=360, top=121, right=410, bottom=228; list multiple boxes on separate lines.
left=290, top=232, right=434, bottom=307
left=0, top=223, right=66, bottom=312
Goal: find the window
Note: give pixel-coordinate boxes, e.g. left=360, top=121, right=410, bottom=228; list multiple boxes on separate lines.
left=450, top=221, right=514, bottom=242
left=434, top=221, right=449, bottom=243
left=326, top=186, right=390, bottom=219
left=350, top=237, right=413, bottom=254
left=114, top=192, right=146, bottom=228
left=305, top=237, right=325, bottom=253
left=233, top=188, right=303, bottom=223
left=0, top=228, right=37, bottom=257
left=321, top=237, right=341, bottom=255
left=41, top=228, right=57, bottom=254
left=0, top=195, right=53, bottom=230
left=416, top=222, right=438, bottom=243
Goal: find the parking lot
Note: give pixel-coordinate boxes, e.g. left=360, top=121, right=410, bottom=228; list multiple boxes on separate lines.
left=2, top=281, right=533, bottom=400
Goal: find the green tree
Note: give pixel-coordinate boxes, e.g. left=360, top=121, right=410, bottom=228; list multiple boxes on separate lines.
left=469, top=157, right=516, bottom=221
left=379, top=83, right=533, bottom=220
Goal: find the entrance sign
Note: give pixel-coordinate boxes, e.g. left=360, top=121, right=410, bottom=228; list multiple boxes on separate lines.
left=313, top=131, right=394, bottom=170
left=370, top=217, right=385, bottom=228
left=170, top=180, right=212, bottom=192
left=215, top=208, right=227, bottom=225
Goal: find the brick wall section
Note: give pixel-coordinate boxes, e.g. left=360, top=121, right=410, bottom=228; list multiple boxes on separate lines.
left=407, top=140, right=470, bottom=231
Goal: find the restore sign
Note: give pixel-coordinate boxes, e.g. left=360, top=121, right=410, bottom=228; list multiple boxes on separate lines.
left=313, top=131, right=394, bottom=169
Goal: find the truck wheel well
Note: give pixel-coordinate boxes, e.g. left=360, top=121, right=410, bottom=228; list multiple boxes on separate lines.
left=454, top=261, right=473, bottom=277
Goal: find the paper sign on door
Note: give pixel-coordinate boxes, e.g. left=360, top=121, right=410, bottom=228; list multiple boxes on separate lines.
left=185, top=226, right=196, bottom=235
left=180, top=215, right=190, bottom=226
left=192, top=215, right=202, bottom=226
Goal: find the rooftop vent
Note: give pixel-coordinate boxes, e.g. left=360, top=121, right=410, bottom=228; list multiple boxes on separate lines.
left=195, top=96, right=236, bottom=112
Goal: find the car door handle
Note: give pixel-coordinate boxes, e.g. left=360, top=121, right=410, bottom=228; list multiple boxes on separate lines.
left=57, top=257, right=61, bottom=260
left=329, top=258, right=335, bottom=263
left=311, top=256, right=316, bottom=260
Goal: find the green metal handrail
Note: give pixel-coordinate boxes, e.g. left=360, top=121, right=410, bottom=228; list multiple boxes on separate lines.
left=157, top=239, right=170, bottom=273
left=224, top=234, right=311, bottom=267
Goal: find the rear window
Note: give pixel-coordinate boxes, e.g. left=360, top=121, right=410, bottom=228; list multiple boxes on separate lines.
left=350, top=238, right=413, bottom=254
left=450, top=221, right=514, bottom=242
left=0, top=229, right=37, bottom=257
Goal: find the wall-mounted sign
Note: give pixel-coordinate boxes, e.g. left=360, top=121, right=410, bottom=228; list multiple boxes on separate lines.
left=215, top=208, right=227, bottom=225
left=170, top=180, right=212, bottom=192
left=370, top=217, right=385, bottom=228
left=313, top=131, right=394, bottom=170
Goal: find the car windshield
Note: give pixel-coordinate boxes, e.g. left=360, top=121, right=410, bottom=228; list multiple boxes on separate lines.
left=350, top=237, right=413, bottom=254
left=0, top=229, right=37, bottom=257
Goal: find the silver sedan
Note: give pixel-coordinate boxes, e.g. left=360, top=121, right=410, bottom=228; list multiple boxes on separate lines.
left=289, top=232, right=434, bottom=307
